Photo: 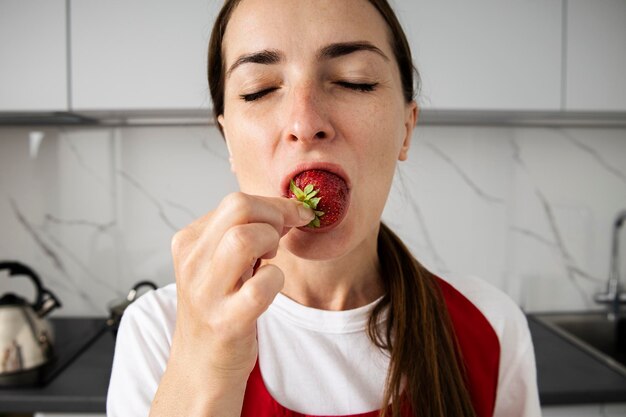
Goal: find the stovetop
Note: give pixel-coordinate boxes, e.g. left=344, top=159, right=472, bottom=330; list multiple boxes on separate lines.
left=1, top=317, right=110, bottom=388
left=44, top=317, right=110, bottom=386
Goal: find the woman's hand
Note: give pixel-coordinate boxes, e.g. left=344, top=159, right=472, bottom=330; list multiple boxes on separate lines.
left=149, top=192, right=314, bottom=416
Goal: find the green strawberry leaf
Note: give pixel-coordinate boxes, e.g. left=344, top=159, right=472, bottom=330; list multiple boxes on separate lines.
left=291, top=178, right=325, bottom=226
left=305, top=190, right=318, bottom=199
left=290, top=180, right=305, bottom=200
left=309, top=197, right=321, bottom=208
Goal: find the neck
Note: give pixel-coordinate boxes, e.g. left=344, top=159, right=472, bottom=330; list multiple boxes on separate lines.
left=267, top=231, right=384, bottom=311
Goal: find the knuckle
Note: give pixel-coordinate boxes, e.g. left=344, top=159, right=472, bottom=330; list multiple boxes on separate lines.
left=242, top=284, right=268, bottom=310
left=224, top=226, right=254, bottom=257
left=221, top=192, right=255, bottom=223
left=221, top=192, right=249, bottom=212
left=267, top=225, right=281, bottom=242
left=171, top=229, right=188, bottom=256
left=243, top=265, right=283, bottom=310
left=171, top=228, right=201, bottom=282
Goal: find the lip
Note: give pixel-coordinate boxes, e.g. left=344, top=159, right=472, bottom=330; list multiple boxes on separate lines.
left=280, top=162, right=352, bottom=198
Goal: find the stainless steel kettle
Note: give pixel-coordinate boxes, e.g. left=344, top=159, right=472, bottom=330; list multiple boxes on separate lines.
left=0, top=261, right=61, bottom=386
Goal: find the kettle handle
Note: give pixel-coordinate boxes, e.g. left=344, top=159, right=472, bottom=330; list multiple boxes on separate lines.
left=0, top=261, right=62, bottom=317
left=126, top=280, right=158, bottom=302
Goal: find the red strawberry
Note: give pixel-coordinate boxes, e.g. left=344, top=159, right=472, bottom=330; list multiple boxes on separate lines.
left=289, top=169, right=349, bottom=229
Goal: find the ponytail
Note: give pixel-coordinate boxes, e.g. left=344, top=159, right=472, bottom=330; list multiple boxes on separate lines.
left=369, top=223, right=476, bottom=417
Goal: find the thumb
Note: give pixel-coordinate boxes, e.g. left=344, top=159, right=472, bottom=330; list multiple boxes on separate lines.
left=232, top=264, right=285, bottom=325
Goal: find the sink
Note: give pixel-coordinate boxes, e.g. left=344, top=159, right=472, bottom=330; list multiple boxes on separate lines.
left=531, top=311, right=626, bottom=376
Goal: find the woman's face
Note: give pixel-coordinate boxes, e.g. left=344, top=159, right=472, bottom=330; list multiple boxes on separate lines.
left=219, top=0, right=417, bottom=260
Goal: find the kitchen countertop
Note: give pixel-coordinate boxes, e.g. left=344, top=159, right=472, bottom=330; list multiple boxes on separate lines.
left=0, top=318, right=114, bottom=413
left=1, top=316, right=626, bottom=413
left=529, top=315, right=626, bottom=405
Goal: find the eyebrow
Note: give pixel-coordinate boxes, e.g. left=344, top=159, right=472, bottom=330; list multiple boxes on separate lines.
left=226, top=41, right=389, bottom=78
left=226, top=49, right=283, bottom=78
left=317, top=41, right=389, bottom=61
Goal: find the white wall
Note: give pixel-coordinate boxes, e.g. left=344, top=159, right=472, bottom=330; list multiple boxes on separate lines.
left=0, top=123, right=624, bottom=316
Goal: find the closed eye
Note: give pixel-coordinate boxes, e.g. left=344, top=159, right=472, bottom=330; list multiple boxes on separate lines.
left=240, top=87, right=279, bottom=102
left=335, top=81, right=378, bottom=92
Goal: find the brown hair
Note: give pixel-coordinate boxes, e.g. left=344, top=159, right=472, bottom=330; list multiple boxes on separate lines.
left=374, top=223, right=476, bottom=417
left=207, top=1, right=476, bottom=416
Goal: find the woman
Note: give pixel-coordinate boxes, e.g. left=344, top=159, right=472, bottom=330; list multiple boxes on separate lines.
left=107, top=0, right=541, bottom=416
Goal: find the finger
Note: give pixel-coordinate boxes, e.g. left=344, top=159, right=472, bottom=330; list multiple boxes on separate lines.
left=195, top=193, right=314, bottom=259
left=239, top=258, right=261, bottom=284
left=230, top=264, right=284, bottom=326
left=198, top=223, right=281, bottom=294
left=170, top=209, right=217, bottom=274
left=258, top=196, right=316, bottom=228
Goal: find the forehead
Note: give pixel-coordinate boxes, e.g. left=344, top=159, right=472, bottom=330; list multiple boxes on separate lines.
left=223, top=0, right=392, bottom=63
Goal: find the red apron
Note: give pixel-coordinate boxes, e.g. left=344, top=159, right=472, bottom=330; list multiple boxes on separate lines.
left=241, top=276, right=500, bottom=417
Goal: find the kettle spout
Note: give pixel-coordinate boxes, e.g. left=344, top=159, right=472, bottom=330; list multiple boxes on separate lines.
left=36, top=290, right=62, bottom=318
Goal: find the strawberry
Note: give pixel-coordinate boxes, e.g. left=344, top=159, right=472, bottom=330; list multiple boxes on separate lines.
left=289, top=169, right=349, bottom=228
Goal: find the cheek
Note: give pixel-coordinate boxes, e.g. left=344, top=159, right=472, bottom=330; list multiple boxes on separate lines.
left=224, top=99, right=281, bottom=154
left=351, top=102, right=405, bottom=169
left=348, top=101, right=406, bottom=216
left=225, top=118, right=276, bottom=193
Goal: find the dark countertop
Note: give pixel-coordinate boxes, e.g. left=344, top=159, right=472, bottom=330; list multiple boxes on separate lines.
left=0, top=317, right=114, bottom=413
left=1, top=316, right=626, bottom=413
left=529, top=315, right=626, bottom=405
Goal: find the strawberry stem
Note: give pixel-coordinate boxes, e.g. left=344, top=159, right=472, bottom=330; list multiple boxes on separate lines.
left=290, top=180, right=325, bottom=228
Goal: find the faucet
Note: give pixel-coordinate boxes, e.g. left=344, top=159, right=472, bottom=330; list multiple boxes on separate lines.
left=595, top=209, right=626, bottom=320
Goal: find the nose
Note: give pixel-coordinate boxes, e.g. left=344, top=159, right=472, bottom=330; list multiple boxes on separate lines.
left=282, top=84, right=335, bottom=144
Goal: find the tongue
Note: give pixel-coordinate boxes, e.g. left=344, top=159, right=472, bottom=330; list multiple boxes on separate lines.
left=289, top=169, right=349, bottom=229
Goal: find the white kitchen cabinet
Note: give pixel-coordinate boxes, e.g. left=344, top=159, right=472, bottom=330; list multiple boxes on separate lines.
left=393, top=0, right=562, bottom=111
left=565, top=0, right=626, bottom=112
left=70, top=0, right=220, bottom=111
left=0, top=0, right=68, bottom=112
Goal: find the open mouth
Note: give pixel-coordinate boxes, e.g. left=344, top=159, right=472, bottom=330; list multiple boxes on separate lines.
left=287, top=168, right=350, bottom=231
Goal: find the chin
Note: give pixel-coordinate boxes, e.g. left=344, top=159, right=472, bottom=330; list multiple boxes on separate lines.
left=281, top=211, right=381, bottom=261
left=281, top=221, right=357, bottom=260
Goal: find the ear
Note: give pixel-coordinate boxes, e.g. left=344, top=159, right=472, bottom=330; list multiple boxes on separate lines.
left=217, top=115, right=236, bottom=173
left=398, top=101, right=418, bottom=161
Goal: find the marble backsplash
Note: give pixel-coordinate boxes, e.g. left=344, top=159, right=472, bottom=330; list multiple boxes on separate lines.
left=0, top=123, right=624, bottom=316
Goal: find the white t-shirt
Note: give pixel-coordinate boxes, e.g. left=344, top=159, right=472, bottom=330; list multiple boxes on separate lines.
left=106, top=274, right=541, bottom=416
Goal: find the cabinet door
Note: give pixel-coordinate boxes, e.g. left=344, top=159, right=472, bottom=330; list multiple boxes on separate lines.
left=394, top=0, right=562, bottom=111
left=0, top=0, right=68, bottom=112
left=566, top=0, right=626, bottom=112
left=71, top=0, right=219, bottom=111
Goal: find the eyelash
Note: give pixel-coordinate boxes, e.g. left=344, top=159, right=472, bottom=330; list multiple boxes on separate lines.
left=335, top=81, right=378, bottom=92
left=239, top=82, right=378, bottom=102
left=240, top=87, right=279, bottom=102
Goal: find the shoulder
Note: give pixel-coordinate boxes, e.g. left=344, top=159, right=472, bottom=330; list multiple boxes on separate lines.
left=117, top=284, right=176, bottom=353
left=115, top=284, right=176, bottom=370
left=436, top=274, right=540, bottom=416
left=115, top=282, right=178, bottom=360
left=437, top=274, right=530, bottom=350
left=107, top=283, right=178, bottom=417
left=121, top=282, right=177, bottom=341
left=122, top=282, right=178, bottom=328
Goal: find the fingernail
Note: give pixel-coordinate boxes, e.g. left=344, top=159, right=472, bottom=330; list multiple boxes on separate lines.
left=298, top=204, right=315, bottom=221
